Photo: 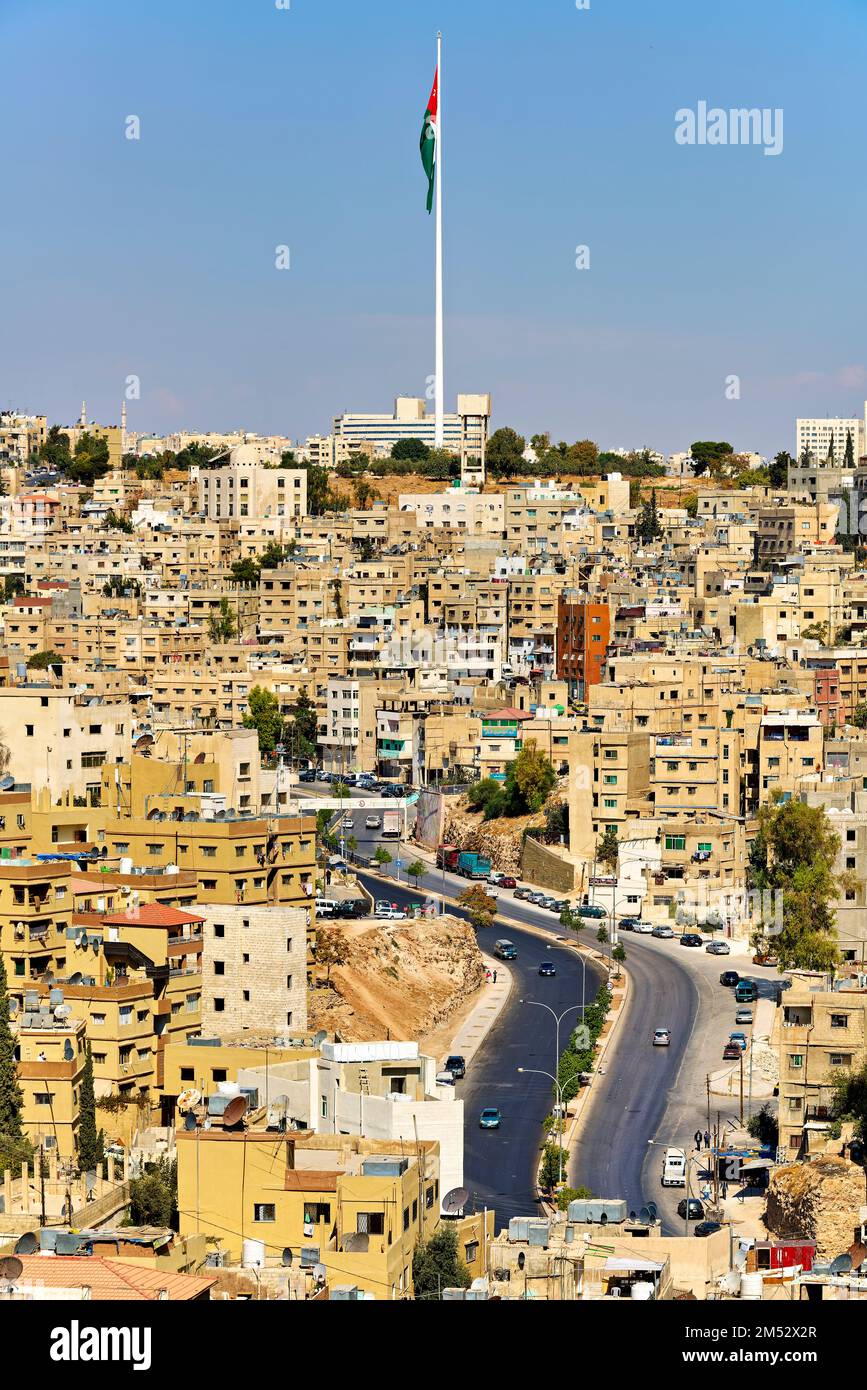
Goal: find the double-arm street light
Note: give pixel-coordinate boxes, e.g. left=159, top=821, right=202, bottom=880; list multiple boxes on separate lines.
left=518, top=1066, right=568, bottom=1185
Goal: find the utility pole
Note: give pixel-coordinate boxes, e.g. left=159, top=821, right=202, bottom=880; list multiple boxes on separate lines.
left=706, top=1073, right=711, bottom=1137
left=739, top=1052, right=744, bottom=1126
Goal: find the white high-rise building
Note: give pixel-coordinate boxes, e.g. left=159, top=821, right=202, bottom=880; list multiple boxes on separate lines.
left=796, top=409, right=865, bottom=465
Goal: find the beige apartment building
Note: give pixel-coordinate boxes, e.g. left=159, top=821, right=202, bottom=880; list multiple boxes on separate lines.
left=199, top=903, right=308, bottom=1037
left=0, top=688, right=133, bottom=801
left=778, top=981, right=867, bottom=1154
left=198, top=453, right=307, bottom=522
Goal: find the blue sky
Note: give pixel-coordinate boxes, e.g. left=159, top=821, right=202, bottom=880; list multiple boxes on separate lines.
left=2, top=0, right=866, bottom=455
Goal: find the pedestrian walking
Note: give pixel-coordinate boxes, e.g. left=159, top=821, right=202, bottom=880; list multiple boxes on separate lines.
left=694, top=1129, right=703, bottom=1150
left=704, top=1129, right=711, bottom=1150
left=492, top=969, right=498, bottom=983
left=485, top=969, right=492, bottom=983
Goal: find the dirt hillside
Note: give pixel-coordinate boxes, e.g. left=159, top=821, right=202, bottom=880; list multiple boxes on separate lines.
left=308, top=914, right=485, bottom=1043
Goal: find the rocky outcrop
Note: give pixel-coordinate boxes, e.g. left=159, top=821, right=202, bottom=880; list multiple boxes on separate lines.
left=764, top=1154, right=866, bottom=1261
left=307, top=914, right=485, bottom=1043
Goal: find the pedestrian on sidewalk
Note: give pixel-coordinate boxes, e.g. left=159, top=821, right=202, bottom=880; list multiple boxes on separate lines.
left=492, top=969, right=498, bottom=983
left=485, top=969, right=492, bottom=983
left=694, top=1129, right=703, bottom=1150
left=704, top=1129, right=711, bottom=1150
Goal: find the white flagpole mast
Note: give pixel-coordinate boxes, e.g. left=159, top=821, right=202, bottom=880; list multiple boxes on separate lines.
left=435, top=31, right=444, bottom=447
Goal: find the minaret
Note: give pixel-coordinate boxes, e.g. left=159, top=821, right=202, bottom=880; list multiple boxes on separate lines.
left=80, top=401, right=87, bottom=427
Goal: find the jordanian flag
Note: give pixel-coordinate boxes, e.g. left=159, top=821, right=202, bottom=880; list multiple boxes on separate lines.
left=420, top=68, right=438, bottom=213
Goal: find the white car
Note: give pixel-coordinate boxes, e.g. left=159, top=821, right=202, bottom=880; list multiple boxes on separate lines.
left=341, top=815, right=354, bottom=829
left=632, top=920, right=654, bottom=934
left=652, top=1028, right=672, bottom=1047
left=364, top=815, right=382, bottom=830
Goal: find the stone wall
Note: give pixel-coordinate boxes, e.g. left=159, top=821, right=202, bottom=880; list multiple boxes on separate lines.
left=521, top=836, right=576, bottom=892
left=764, top=1153, right=866, bottom=1261
left=200, top=905, right=308, bottom=1037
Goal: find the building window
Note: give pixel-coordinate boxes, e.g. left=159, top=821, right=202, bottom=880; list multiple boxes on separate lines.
left=214, top=961, right=225, bottom=975
left=214, top=998, right=225, bottom=1012
left=357, top=1211, right=385, bottom=1235
left=830, top=1015, right=849, bottom=1029
left=253, top=1204, right=276, bottom=1222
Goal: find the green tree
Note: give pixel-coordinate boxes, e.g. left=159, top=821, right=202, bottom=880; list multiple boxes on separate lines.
left=230, top=558, right=261, bottom=585
left=830, top=1060, right=867, bottom=1142
left=3, top=575, right=25, bottom=601
left=373, top=847, right=393, bottom=869
left=507, top=739, right=556, bottom=813
left=852, top=704, right=867, bottom=729
left=566, top=439, right=598, bottom=472
left=750, top=796, right=846, bottom=972
left=77, top=1043, right=104, bottom=1174
left=635, top=489, right=663, bottom=543
left=745, top=1102, right=779, bottom=1149
left=300, top=461, right=332, bottom=515
left=207, top=597, right=237, bottom=644
left=26, top=650, right=63, bottom=671
left=769, top=451, right=793, bottom=489
left=285, top=687, right=319, bottom=764
left=314, top=927, right=349, bottom=984
left=35, top=424, right=72, bottom=471
left=352, top=478, right=379, bottom=510
left=539, top=1142, right=568, bottom=1191
left=243, top=686, right=283, bottom=755
left=101, top=509, right=134, bottom=534
left=690, top=441, right=734, bottom=477
left=596, top=825, right=619, bottom=873
left=486, top=427, right=527, bottom=478
left=612, top=942, right=627, bottom=967
left=391, top=437, right=430, bottom=462
left=412, top=1223, right=470, bottom=1299
left=0, top=953, right=25, bottom=1142
left=683, top=492, right=699, bottom=518
left=128, top=1156, right=177, bottom=1228
left=557, top=1185, right=592, bottom=1210
left=406, top=859, right=425, bottom=890
left=458, top=885, right=497, bottom=931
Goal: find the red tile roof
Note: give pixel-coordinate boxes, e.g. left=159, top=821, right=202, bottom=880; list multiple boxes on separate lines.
left=101, top=904, right=204, bottom=928
left=12, top=1255, right=216, bottom=1300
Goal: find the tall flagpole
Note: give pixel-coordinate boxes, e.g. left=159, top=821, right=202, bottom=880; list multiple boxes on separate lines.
left=435, top=31, right=444, bottom=447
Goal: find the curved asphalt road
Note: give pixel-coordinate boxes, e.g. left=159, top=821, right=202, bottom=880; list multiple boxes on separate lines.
left=354, top=867, right=605, bottom=1227
left=322, top=791, right=710, bottom=1234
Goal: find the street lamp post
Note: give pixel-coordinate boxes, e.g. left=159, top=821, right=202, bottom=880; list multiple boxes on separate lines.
left=520, top=998, right=587, bottom=1096
left=518, top=1066, right=568, bottom=1185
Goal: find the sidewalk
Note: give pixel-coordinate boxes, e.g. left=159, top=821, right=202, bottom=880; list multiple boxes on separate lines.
left=438, top=955, right=513, bottom=1069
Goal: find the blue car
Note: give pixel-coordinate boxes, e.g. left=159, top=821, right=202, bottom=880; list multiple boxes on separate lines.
left=479, top=1107, right=501, bottom=1130
left=729, top=1031, right=748, bottom=1051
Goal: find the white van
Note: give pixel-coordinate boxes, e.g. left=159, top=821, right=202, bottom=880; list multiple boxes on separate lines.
left=315, top=897, right=338, bottom=917
left=661, top=1146, right=686, bottom=1187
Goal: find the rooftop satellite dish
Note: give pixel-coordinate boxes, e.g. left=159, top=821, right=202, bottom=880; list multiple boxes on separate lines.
left=646, top=1202, right=658, bottom=1221
left=184, top=1112, right=198, bottom=1132
left=178, top=1088, right=201, bottom=1111
left=281, top=1247, right=293, bottom=1267
left=830, top=1253, right=853, bottom=1276
left=68, top=973, right=83, bottom=986
left=312, top=1030, right=328, bottom=1047
left=638, top=1206, right=651, bottom=1225
left=442, top=1186, right=470, bottom=1216
left=14, top=1232, right=38, bottom=1256
left=54, top=1004, right=71, bottom=1021
left=222, top=1094, right=248, bottom=1128
left=0, top=1256, right=23, bottom=1283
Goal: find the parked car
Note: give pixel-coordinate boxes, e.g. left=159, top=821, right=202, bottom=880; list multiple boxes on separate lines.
left=488, top=871, right=506, bottom=886
left=298, top=769, right=317, bottom=783
left=706, top=940, right=731, bottom=955
left=538, top=961, right=557, bottom=977
left=723, top=1042, right=742, bottom=1060
left=694, top=1221, right=722, bottom=1238
left=735, top=980, right=759, bottom=1003
left=735, top=1008, right=754, bottom=1025
left=618, top=917, right=639, bottom=932
left=498, top=876, right=517, bottom=890
left=652, top=925, right=675, bottom=939
left=479, top=1107, right=501, bottom=1130
left=679, top=933, right=703, bottom=947
left=528, top=892, right=548, bottom=907
left=652, top=1028, right=672, bottom=1047
left=677, top=1198, right=705, bottom=1221
left=444, top=1054, right=466, bottom=1079
left=729, top=1031, right=748, bottom=1051
left=578, top=904, right=607, bottom=919
left=435, top=1070, right=456, bottom=1087
left=632, top=920, right=653, bottom=934
left=315, top=768, right=330, bottom=782
left=513, top=886, right=533, bottom=901
left=719, top=971, right=740, bottom=988
left=364, top=815, right=382, bottom=830
left=540, top=896, right=560, bottom=912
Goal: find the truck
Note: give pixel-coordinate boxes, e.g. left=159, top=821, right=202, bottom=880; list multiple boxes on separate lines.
left=436, top=844, right=461, bottom=871
left=381, top=809, right=401, bottom=840
left=458, top=851, right=493, bottom=879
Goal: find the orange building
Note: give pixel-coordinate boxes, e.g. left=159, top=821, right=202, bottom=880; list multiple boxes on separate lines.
left=555, top=598, right=610, bottom=699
